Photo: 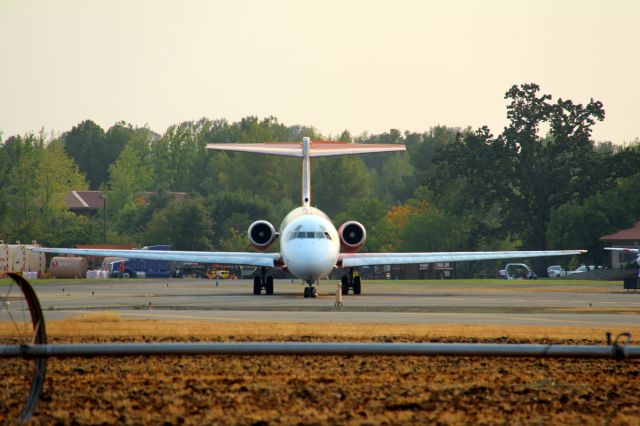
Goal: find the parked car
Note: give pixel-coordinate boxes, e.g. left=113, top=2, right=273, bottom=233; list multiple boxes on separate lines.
left=547, top=265, right=568, bottom=278
left=568, top=265, right=594, bottom=275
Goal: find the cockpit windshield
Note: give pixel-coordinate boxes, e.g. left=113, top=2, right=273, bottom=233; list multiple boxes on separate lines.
left=287, top=231, right=331, bottom=240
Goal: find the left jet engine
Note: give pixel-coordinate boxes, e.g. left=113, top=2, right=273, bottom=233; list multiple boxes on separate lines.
left=248, top=220, right=277, bottom=251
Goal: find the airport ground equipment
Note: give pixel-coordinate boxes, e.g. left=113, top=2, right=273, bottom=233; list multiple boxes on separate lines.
left=623, top=277, right=639, bottom=290
left=499, top=263, right=537, bottom=279
left=1, top=274, right=639, bottom=422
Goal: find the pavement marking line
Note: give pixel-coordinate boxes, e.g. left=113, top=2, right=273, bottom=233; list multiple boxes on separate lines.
left=380, top=298, right=457, bottom=302
left=507, top=299, right=587, bottom=303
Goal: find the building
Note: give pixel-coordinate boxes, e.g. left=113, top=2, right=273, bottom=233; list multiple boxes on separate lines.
left=600, top=220, right=640, bottom=268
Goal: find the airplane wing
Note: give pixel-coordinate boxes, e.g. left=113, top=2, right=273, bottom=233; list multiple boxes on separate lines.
left=29, top=248, right=280, bottom=268
left=604, top=247, right=640, bottom=253
left=339, top=250, right=586, bottom=268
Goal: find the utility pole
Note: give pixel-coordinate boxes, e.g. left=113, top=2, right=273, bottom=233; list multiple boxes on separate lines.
left=100, top=194, right=107, bottom=243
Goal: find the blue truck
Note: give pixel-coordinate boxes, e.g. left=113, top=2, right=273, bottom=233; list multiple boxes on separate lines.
left=108, top=245, right=174, bottom=278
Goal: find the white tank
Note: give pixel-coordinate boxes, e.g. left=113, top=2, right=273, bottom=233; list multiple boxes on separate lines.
left=24, top=243, right=46, bottom=275
left=8, top=244, right=26, bottom=273
left=0, top=241, right=8, bottom=278
left=1, top=242, right=47, bottom=276
left=50, top=257, right=88, bottom=279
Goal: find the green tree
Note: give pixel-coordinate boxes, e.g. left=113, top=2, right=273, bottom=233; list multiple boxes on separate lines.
left=63, top=120, right=106, bottom=189
left=144, top=198, right=213, bottom=250
left=36, top=140, right=87, bottom=215
left=205, top=190, right=271, bottom=243
left=312, top=155, right=372, bottom=217
left=377, top=153, right=415, bottom=204
left=217, top=227, right=251, bottom=251
left=548, top=172, right=640, bottom=265
left=107, top=128, right=155, bottom=233
left=0, top=132, right=90, bottom=245
left=409, top=126, right=459, bottom=185
left=103, top=122, right=135, bottom=180
left=431, top=84, right=605, bottom=256
left=401, top=206, right=464, bottom=252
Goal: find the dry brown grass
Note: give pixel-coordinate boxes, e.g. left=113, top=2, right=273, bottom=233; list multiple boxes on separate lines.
left=58, top=311, right=123, bottom=323
left=29, top=315, right=640, bottom=344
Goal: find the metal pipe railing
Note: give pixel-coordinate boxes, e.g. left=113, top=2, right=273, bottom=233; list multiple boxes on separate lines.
left=2, top=341, right=639, bottom=359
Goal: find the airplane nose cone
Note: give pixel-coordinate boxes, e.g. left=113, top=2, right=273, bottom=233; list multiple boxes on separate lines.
left=286, top=243, right=336, bottom=280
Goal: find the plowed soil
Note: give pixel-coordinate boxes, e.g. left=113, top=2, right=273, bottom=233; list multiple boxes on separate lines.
left=2, top=319, right=640, bottom=425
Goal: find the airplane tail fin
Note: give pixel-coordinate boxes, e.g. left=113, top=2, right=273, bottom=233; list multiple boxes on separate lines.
left=207, top=138, right=405, bottom=207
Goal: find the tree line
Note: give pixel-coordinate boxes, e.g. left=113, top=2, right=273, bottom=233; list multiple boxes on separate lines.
left=1, top=83, right=639, bottom=274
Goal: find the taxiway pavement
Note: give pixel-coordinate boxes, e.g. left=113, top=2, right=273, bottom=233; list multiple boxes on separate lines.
left=24, top=279, right=640, bottom=328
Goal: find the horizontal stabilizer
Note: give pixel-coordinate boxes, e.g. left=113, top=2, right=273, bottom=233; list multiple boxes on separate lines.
left=206, top=141, right=405, bottom=158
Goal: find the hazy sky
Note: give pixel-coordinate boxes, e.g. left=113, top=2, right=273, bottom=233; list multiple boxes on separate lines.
left=1, top=0, right=638, bottom=143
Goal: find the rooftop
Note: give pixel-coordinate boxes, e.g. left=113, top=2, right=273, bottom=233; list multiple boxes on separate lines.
left=65, top=191, right=188, bottom=213
left=600, top=220, right=640, bottom=242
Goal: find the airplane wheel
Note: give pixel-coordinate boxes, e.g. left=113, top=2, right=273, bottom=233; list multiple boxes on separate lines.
left=311, top=287, right=317, bottom=298
left=353, top=276, right=361, bottom=295
left=341, top=276, right=349, bottom=295
left=253, top=276, right=262, bottom=295
left=266, top=276, right=274, bottom=295
left=303, top=287, right=310, bottom=298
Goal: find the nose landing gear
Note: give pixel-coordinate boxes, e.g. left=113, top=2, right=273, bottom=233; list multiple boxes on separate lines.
left=303, top=279, right=319, bottom=298
left=303, top=286, right=317, bottom=298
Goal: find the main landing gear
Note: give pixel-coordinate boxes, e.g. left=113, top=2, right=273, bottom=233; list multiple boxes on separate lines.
left=253, top=268, right=274, bottom=295
left=341, top=268, right=361, bottom=295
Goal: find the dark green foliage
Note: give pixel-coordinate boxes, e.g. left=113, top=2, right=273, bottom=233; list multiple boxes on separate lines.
left=400, top=207, right=463, bottom=252
left=206, top=191, right=270, bottom=241
left=145, top=197, right=213, bottom=251
left=1, top=85, right=637, bottom=262
left=429, top=84, right=606, bottom=256
left=548, top=173, right=640, bottom=264
left=63, top=120, right=107, bottom=189
left=0, top=132, right=89, bottom=244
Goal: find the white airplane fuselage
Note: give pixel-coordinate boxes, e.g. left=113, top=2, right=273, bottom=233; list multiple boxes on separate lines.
left=279, top=206, right=340, bottom=283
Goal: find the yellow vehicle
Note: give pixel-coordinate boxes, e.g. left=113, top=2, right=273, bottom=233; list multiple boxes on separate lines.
left=211, top=270, right=230, bottom=279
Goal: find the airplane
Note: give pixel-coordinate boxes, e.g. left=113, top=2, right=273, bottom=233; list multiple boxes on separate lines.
left=31, top=137, right=586, bottom=298
left=604, top=247, right=640, bottom=269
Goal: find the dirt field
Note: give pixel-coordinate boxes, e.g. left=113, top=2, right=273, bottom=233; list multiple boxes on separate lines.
left=2, top=317, right=640, bottom=425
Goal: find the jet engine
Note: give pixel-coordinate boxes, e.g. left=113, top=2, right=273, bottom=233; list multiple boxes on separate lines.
left=338, top=221, right=366, bottom=253
left=248, top=220, right=277, bottom=251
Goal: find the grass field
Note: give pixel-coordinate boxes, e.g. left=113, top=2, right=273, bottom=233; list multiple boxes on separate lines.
left=2, top=315, right=639, bottom=425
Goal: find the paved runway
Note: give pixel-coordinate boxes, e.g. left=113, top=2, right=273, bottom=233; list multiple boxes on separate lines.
left=18, top=278, right=640, bottom=327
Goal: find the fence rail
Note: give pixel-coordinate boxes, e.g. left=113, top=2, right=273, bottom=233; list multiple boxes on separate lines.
left=2, top=341, right=639, bottom=359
